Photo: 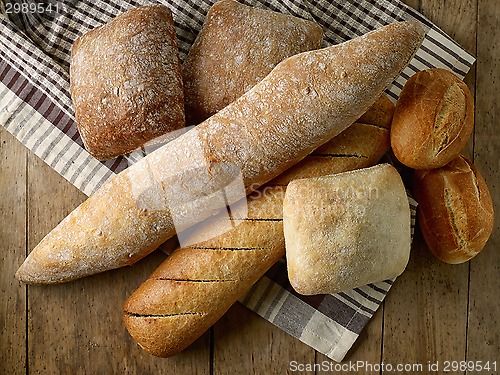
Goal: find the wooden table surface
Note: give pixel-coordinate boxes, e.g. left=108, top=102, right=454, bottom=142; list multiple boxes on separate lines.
left=1, top=1, right=499, bottom=374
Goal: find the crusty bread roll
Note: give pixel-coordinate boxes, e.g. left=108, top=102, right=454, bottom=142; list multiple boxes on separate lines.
left=390, top=68, right=474, bottom=169
left=183, top=0, right=323, bottom=125
left=271, top=95, right=394, bottom=184
left=70, top=5, right=185, bottom=160
left=413, top=156, right=494, bottom=264
left=283, top=164, right=411, bottom=295
left=123, top=96, right=394, bottom=357
left=17, top=21, right=424, bottom=284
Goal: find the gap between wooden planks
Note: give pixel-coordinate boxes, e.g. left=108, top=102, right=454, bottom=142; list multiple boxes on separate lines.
left=1, top=0, right=499, bottom=373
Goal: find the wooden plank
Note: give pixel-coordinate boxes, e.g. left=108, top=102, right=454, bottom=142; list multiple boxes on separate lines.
left=467, top=0, right=500, bottom=370
left=5, top=2, right=495, bottom=374
left=25, top=154, right=210, bottom=374
left=383, top=232, right=469, bottom=368
left=383, top=1, right=477, bottom=371
left=402, top=0, right=421, bottom=11
left=420, top=0, right=477, bottom=55
left=213, top=303, right=314, bottom=374
left=0, top=128, right=27, bottom=375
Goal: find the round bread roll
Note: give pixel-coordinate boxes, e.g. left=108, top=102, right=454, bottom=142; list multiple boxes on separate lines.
left=413, top=156, right=494, bottom=264
left=391, top=68, right=474, bottom=169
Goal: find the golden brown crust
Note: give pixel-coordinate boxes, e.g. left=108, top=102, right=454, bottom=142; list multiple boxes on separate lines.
left=18, top=22, right=422, bottom=284
left=192, top=21, right=423, bottom=191
left=183, top=0, right=323, bottom=125
left=356, top=94, right=395, bottom=129
left=413, top=155, right=494, bottom=264
left=391, top=68, right=474, bottom=169
left=123, top=96, right=395, bottom=357
left=271, top=94, right=392, bottom=185
left=123, top=247, right=283, bottom=357
left=70, top=5, right=185, bottom=160
left=123, top=314, right=207, bottom=358
left=15, top=172, right=177, bottom=283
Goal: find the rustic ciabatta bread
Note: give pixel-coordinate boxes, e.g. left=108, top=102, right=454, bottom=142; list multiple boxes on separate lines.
left=413, top=156, right=494, bottom=264
left=16, top=21, right=424, bottom=284
left=183, top=0, right=323, bottom=124
left=391, top=68, right=474, bottom=169
left=284, top=164, right=411, bottom=295
left=70, top=5, right=185, bottom=160
left=123, top=96, right=394, bottom=357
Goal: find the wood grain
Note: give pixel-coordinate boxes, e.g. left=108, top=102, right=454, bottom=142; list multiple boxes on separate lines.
left=213, top=303, right=315, bottom=375
left=402, top=0, right=421, bottom=11
left=0, top=128, right=27, bottom=375
left=467, top=0, right=500, bottom=369
left=383, top=231, right=469, bottom=372
left=25, top=153, right=211, bottom=374
left=1, top=1, right=499, bottom=374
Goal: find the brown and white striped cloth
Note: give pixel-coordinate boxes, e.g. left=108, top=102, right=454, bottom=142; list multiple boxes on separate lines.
left=0, top=0, right=474, bottom=362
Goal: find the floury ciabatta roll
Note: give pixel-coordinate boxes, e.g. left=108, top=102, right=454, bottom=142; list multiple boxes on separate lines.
left=123, top=95, right=395, bottom=357
left=70, top=5, right=186, bottom=160
left=16, top=21, right=424, bottom=284
left=182, top=0, right=324, bottom=124
left=284, top=163, right=411, bottom=295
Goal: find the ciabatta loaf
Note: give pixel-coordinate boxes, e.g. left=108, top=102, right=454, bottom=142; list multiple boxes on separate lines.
left=183, top=0, right=323, bottom=124
left=284, top=164, right=411, bottom=295
left=70, top=5, right=185, bottom=160
left=16, top=22, right=424, bottom=284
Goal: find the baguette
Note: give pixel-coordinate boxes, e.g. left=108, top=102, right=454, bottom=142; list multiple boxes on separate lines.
left=16, top=21, right=424, bottom=284
left=123, top=95, right=394, bottom=357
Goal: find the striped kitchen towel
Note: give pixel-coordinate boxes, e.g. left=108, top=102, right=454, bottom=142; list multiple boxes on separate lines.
left=0, top=0, right=474, bottom=362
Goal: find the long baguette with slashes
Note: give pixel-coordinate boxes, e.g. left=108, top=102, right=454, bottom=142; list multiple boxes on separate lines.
left=16, top=21, right=424, bottom=284
left=123, top=96, right=394, bottom=357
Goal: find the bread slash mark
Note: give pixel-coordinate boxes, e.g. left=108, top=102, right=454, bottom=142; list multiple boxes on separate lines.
left=187, top=246, right=267, bottom=251
left=309, top=153, right=369, bottom=158
left=154, top=278, right=236, bottom=283
left=230, top=218, right=283, bottom=222
left=123, top=311, right=205, bottom=318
